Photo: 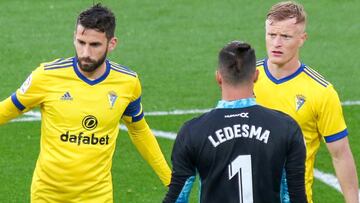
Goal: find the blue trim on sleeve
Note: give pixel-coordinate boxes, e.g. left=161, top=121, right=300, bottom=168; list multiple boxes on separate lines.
left=11, top=93, right=25, bottom=111
left=124, top=97, right=142, bottom=116
left=72, top=57, right=110, bottom=86
left=264, top=59, right=305, bottom=84
left=216, top=98, right=256, bottom=109
left=175, top=176, right=195, bottom=203
left=324, top=129, right=348, bottom=143
left=280, top=168, right=290, bottom=203
left=132, top=111, right=144, bottom=122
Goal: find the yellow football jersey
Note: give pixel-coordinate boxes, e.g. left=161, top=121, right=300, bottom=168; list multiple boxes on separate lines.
left=254, top=59, right=348, bottom=202
left=0, top=57, right=171, bottom=202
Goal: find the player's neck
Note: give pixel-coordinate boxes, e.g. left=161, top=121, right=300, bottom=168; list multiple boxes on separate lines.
left=78, top=63, right=107, bottom=80
left=221, top=85, right=254, bottom=101
left=267, top=58, right=301, bottom=80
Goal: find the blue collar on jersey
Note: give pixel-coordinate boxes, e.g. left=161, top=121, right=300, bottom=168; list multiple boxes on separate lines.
left=72, top=57, right=111, bottom=86
left=216, top=98, right=256, bottom=109
left=264, top=58, right=305, bottom=84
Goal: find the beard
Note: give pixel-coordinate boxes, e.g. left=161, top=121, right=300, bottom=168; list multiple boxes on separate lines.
left=76, top=51, right=107, bottom=73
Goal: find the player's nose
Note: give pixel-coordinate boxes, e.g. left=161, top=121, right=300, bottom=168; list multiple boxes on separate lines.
left=273, top=36, right=283, bottom=47
left=81, top=45, right=92, bottom=58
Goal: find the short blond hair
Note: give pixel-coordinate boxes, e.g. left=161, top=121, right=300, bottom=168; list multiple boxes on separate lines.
left=267, top=1, right=306, bottom=25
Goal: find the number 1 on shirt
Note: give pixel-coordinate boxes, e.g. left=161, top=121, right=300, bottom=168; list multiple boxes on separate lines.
left=228, top=155, right=253, bottom=203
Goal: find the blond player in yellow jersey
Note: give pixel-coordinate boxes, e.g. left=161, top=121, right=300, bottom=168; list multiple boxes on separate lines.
left=0, top=4, right=171, bottom=202
left=254, top=1, right=358, bottom=203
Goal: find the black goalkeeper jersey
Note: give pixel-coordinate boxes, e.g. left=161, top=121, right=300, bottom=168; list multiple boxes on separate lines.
left=164, top=100, right=306, bottom=203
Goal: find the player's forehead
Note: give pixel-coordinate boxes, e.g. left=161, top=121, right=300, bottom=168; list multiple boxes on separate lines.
left=75, top=24, right=107, bottom=42
left=265, top=18, right=304, bottom=34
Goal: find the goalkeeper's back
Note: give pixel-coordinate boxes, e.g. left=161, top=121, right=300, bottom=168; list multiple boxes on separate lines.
left=163, top=41, right=307, bottom=203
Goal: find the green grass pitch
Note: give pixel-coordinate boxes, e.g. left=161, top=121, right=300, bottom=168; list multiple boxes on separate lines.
left=0, top=0, right=359, bottom=202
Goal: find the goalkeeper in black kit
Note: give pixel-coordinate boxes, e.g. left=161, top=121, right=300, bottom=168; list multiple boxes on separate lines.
left=163, top=41, right=307, bottom=203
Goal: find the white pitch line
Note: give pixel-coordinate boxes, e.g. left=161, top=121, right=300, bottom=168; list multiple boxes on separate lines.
left=145, top=108, right=211, bottom=116
left=314, top=169, right=360, bottom=198
left=314, top=169, right=342, bottom=192
left=119, top=124, right=177, bottom=140
left=11, top=117, right=41, bottom=122
left=342, top=100, right=360, bottom=106
left=23, top=111, right=41, bottom=117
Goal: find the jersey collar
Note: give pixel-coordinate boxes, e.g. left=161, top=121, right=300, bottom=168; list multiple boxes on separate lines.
left=216, top=98, right=256, bottom=109
left=72, top=57, right=110, bottom=86
left=264, top=58, right=305, bottom=84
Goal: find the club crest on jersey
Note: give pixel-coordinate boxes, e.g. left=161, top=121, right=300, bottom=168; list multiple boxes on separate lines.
left=108, top=91, right=118, bottom=109
left=295, top=94, right=306, bottom=111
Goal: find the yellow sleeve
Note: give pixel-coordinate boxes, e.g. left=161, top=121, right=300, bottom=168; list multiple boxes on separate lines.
left=123, top=117, right=171, bottom=186
left=0, top=66, right=46, bottom=125
left=317, top=85, right=348, bottom=142
left=121, top=76, right=171, bottom=186
left=0, top=96, right=22, bottom=125
left=14, top=68, right=46, bottom=111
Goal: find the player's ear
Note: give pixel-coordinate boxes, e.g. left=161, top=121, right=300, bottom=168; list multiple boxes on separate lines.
left=216, top=70, right=222, bottom=86
left=253, top=69, right=259, bottom=83
left=108, top=37, right=118, bottom=52
left=299, top=32, right=307, bottom=48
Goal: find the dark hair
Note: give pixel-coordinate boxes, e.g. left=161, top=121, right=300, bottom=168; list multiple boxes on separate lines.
left=218, top=41, right=256, bottom=85
left=76, top=3, right=116, bottom=40
left=267, top=1, right=306, bottom=25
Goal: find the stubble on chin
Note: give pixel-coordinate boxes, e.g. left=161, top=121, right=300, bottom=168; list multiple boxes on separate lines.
left=77, top=52, right=107, bottom=73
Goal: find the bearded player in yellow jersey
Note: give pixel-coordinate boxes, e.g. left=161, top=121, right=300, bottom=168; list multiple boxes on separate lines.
left=254, top=1, right=358, bottom=203
left=0, top=4, right=171, bottom=202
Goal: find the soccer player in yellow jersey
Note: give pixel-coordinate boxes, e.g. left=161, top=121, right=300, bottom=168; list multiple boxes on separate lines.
left=254, top=1, right=358, bottom=203
left=0, top=4, right=171, bottom=202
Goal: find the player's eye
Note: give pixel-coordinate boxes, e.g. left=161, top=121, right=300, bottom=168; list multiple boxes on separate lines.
left=77, top=40, right=86, bottom=45
left=90, top=42, right=102, bottom=47
left=268, top=33, right=276, bottom=38
left=282, top=35, right=291, bottom=40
